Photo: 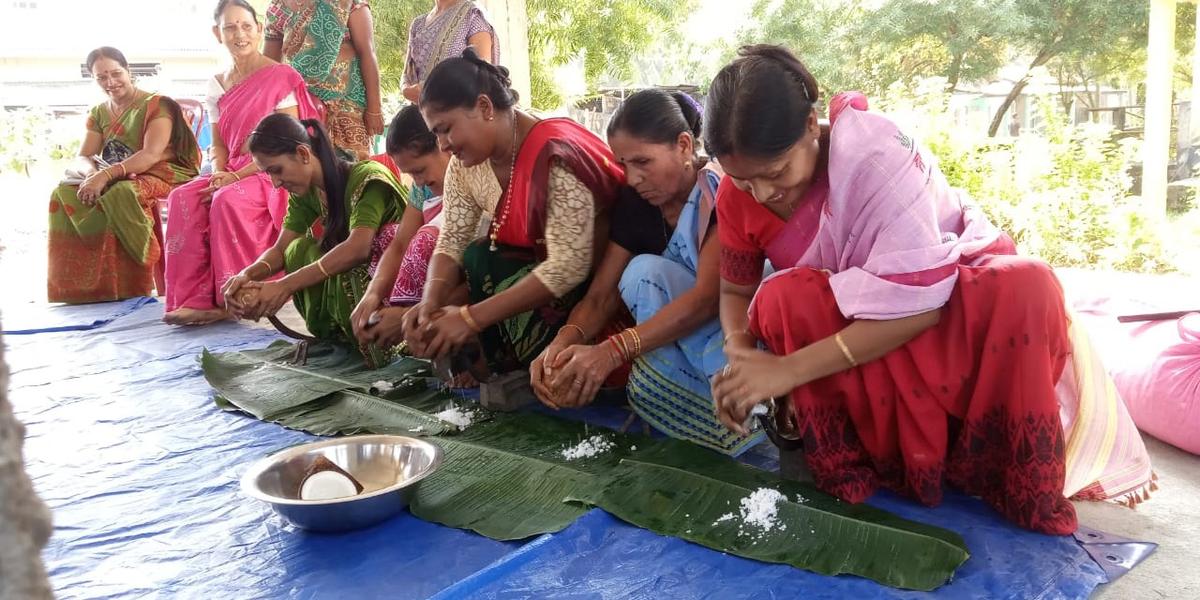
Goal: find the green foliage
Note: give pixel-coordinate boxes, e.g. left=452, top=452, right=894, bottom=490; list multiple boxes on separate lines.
left=369, top=0, right=693, bottom=109
left=526, top=0, right=693, bottom=108
left=370, top=0, right=428, bottom=94
left=896, top=92, right=1175, bottom=273
left=736, top=0, right=1019, bottom=98
left=0, top=109, right=77, bottom=174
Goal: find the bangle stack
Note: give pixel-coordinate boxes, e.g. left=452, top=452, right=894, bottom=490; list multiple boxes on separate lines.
left=606, top=328, right=643, bottom=363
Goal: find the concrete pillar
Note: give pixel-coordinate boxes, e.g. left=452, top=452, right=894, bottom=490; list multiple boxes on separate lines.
left=1143, top=0, right=1177, bottom=214
left=479, top=0, right=531, bottom=106
left=1189, top=2, right=1200, bottom=164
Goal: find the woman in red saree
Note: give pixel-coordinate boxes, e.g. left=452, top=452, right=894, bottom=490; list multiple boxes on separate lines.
left=162, top=0, right=323, bottom=325
left=382, top=49, right=623, bottom=379
left=706, top=45, right=1152, bottom=535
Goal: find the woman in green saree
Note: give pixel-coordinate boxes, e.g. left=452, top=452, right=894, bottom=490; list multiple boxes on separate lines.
left=222, top=113, right=407, bottom=363
left=48, top=46, right=200, bottom=303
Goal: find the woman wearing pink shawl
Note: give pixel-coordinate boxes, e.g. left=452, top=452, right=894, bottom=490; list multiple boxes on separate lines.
left=163, top=0, right=323, bottom=325
left=706, top=45, right=1152, bottom=535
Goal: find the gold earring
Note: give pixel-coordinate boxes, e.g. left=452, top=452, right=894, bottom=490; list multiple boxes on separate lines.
left=684, top=160, right=693, bottom=170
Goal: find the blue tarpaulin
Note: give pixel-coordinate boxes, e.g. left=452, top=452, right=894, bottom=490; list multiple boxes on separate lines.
left=3, top=300, right=1116, bottom=599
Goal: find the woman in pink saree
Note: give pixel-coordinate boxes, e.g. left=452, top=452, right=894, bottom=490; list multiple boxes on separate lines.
left=163, top=0, right=322, bottom=325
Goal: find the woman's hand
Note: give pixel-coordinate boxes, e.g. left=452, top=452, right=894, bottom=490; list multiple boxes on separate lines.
left=401, top=301, right=443, bottom=357
left=201, top=171, right=239, bottom=203
left=530, top=334, right=577, bottom=408
left=77, top=172, right=109, bottom=205
left=364, top=111, right=385, bottom=137
left=547, top=343, right=619, bottom=409
left=360, top=306, right=409, bottom=348
left=221, top=272, right=255, bottom=315
left=420, top=306, right=476, bottom=360
left=351, top=291, right=385, bottom=342
left=239, top=280, right=294, bottom=321
left=712, top=347, right=803, bottom=435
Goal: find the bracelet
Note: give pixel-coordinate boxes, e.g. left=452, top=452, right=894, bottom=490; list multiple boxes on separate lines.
left=115, top=163, right=128, bottom=178
left=561, top=323, right=587, bottom=342
left=459, top=305, right=482, bottom=332
left=623, top=328, right=642, bottom=359
left=607, top=336, right=627, bottom=363
left=316, top=258, right=331, bottom=278
left=365, top=110, right=383, bottom=116
left=231, top=171, right=242, bottom=182
left=723, top=330, right=754, bottom=346
left=99, top=168, right=113, bottom=183
left=253, top=259, right=273, bottom=276
left=833, top=332, right=858, bottom=368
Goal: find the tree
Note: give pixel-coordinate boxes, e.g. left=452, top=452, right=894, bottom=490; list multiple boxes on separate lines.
left=370, top=0, right=431, bottom=94
left=525, top=0, right=693, bottom=108
left=856, top=0, right=1020, bottom=95
left=370, top=0, right=693, bottom=109
left=734, top=0, right=1016, bottom=100
left=985, top=0, right=1148, bottom=137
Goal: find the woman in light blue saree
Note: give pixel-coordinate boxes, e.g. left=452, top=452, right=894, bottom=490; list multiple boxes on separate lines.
left=530, top=89, right=764, bottom=456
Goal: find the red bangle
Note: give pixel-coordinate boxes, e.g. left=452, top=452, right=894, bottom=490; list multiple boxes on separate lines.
left=607, top=336, right=626, bottom=363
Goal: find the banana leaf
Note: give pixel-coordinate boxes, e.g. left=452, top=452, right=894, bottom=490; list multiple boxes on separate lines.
left=410, top=413, right=637, bottom=540
left=573, top=441, right=970, bottom=591
left=202, top=342, right=970, bottom=589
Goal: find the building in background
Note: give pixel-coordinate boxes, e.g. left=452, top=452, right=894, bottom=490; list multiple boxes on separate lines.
left=0, top=0, right=223, bottom=113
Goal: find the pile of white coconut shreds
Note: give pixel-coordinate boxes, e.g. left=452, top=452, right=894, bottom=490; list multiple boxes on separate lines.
left=561, top=435, right=615, bottom=461
left=371, top=380, right=394, bottom=392
left=434, top=406, right=475, bottom=430
left=713, top=488, right=788, bottom=537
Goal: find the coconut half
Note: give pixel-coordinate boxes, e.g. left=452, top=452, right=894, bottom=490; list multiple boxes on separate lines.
left=297, top=456, right=365, bottom=501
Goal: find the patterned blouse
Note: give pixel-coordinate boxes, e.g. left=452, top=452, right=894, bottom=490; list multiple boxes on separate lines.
left=433, top=156, right=596, bottom=297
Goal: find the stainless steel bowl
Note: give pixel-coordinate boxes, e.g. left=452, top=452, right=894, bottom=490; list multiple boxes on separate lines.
left=241, top=435, right=443, bottom=533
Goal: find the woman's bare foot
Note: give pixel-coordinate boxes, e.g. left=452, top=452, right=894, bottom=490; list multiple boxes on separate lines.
left=163, top=307, right=231, bottom=326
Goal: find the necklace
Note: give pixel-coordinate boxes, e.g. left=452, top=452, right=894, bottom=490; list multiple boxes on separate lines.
left=488, top=116, right=519, bottom=252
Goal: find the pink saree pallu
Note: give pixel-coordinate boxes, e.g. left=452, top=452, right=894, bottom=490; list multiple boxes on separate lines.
left=164, top=64, right=322, bottom=312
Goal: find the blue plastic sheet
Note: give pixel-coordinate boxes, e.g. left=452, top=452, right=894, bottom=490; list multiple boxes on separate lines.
left=3, top=296, right=157, bottom=335
left=5, top=300, right=1112, bottom=598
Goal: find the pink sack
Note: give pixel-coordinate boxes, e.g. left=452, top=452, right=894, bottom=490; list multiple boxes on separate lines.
left=1059, top=269, right=1200, bottom=455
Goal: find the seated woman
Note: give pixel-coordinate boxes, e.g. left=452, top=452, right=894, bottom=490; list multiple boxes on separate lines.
left=48, top=46, right=200, bottom=303
left=529, top=89, right=763, bottom=456
left=352, top=105, right=452, bottom=344
left=393, top=49, right=624, bottom=378
left=706, top=45, right=1152, bottom=535
left=163, top=0, right=323, bottom=325
left=221, top=114, right=406, bottom=366
left=264, top=0, right=385, bottom=158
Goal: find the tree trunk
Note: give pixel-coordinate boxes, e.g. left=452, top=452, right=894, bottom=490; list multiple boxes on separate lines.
left=944, top=51, right=964, bottom=95
left=988, top=49, right=1057, bottom=137
left=988, top=79, right=1032, bottom=137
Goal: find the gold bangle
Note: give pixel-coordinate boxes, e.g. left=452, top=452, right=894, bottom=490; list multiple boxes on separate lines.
left=625, top=328, right=642, bottom=358
left=253, top=259, right=273, bottom=276
left=561, top=323, right=587, bottom=342
left=115, top=163, right=127, bottom=178
left=610, top=332, right=630, bottom=362
left=459, top=305, right=482, bottom=332
left=834, top=332, right=858, bottom=368
left=723, top=330, right=754, bottom=346
left=99, top=168, right=113, bottom=183
left=316, top=258, right=331, bottom=278
left=231, top=171, right=242, bottom=182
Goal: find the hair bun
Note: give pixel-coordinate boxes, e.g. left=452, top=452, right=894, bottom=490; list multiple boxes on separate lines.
left=670, top=92, right=704, bottom=138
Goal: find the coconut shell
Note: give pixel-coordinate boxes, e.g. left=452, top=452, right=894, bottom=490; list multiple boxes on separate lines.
left=297, top=455, right=364, bottom=498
